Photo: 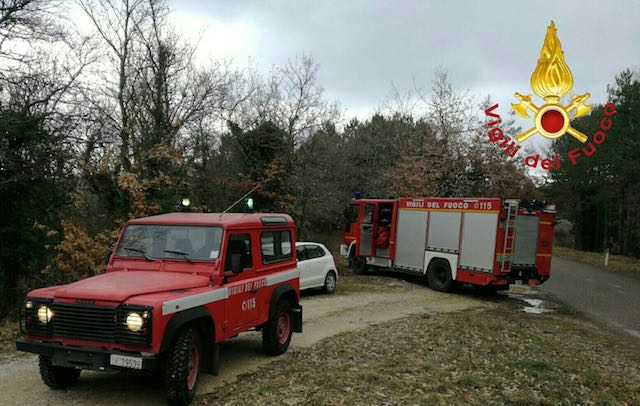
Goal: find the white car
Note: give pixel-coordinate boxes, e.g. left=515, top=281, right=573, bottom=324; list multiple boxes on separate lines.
left=296, top=242, right=338, bottom=293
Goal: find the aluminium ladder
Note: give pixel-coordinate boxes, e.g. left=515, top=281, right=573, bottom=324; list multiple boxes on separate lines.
left=500, top=200, right=519, bottom=273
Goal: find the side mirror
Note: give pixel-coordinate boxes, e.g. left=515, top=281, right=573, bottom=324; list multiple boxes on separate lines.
left=231, top=254, right=243, bottom=274
left=104, top=248, right=113, bottom=265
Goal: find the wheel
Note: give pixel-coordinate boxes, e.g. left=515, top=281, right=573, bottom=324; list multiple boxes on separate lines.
left=352, top=256, right=368, bottom=275
left=262, top=301, right=293, bottom=355
left=38, top=356, right=80, bottom=389
left=427, top=259, right=455, bottom=292
left=165, top=326, right=202, bottom=406
left=323, top=271, right=337, bottom=293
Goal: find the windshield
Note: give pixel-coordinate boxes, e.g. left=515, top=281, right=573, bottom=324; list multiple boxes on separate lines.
left=115, top=224, right=223, bottom=261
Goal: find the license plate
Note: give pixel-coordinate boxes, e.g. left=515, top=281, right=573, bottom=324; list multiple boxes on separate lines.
left=110, top=354, right=143, bottom=370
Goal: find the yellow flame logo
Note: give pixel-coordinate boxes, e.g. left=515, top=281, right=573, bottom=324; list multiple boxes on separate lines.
left=512, top=21, right=591, bottom=143
left=531, top=21, right=573, bottom=103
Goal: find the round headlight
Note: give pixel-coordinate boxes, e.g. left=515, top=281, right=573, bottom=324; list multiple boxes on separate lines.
left=37, top=305, right=53, bottom=324
left=126, top=312, right=144, bottom=332
left=25, top=300, right=33, bottom=309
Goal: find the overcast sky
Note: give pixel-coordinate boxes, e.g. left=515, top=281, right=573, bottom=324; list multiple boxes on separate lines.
left=167, top=0, right=639, bottom=128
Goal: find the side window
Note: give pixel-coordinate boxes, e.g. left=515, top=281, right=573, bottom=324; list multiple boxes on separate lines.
left=261, top=230, right=293, bottom=264
left=307, top=245, right=325, bottom=259
left=296, top=246, right=308, bottom=261
left=225, top=234, right=252, bottom=272
left=260, top=233, right=276, bottom=263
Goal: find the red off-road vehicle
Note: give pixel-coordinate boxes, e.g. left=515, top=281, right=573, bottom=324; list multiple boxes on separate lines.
left=16, top=212, right=302, bottom=405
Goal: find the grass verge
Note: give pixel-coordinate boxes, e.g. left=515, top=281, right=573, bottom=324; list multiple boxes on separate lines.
left=197, top=305, right=640, bottom=405
left=554, top=245, right=640, bottom=276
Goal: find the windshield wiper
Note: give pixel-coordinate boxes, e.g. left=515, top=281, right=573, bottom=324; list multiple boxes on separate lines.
left=121, top=246, right=159, bottom=262
left=163, top=250, right=194, bottom=262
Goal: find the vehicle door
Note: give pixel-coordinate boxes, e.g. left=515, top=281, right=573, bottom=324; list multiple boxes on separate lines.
left=296, top=244, right=311, bottom=289
left=358, top=203, right=376, bottom=257
left=344, top=203, right=361, bottom=251
left=223, top=232, right=260, bottom=331
left=304, top=244, right=327, bottom=286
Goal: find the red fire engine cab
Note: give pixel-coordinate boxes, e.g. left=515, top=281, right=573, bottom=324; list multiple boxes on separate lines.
left=340, top=197, right=555, bottom=291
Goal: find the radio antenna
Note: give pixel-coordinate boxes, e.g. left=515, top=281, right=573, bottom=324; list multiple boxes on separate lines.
left=222, top=184, right=261, bottom=214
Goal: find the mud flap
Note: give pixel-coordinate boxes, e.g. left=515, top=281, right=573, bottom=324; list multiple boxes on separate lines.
left=211, top=342, right=220, bottom=376
left=292, top=305, right=303, bottom=333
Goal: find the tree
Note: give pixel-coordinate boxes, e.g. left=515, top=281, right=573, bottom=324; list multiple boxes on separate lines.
left=0, top=0, right=65, bottom=64
left=550, top=69, right=640, bottom=255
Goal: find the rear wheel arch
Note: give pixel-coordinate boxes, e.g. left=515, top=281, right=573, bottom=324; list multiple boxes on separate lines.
left=269, top=284, right=299, bottom=318
left=268, top=284, right=301, bottom=333
left=426, top=257, right=453, bottom=275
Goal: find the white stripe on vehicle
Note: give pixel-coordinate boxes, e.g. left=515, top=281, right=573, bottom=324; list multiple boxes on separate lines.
left=161, top=268, right=299, bottom=316
left=162, top=288, right=228, bottom=316
left=265, top=269, right=299, bottom=286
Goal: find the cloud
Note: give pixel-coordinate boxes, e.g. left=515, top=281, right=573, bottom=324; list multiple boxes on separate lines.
left=169, top=0, right=640, bottom=123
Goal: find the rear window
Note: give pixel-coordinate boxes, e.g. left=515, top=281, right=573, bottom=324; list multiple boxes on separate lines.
left=307, top=245, right=325, bottom=259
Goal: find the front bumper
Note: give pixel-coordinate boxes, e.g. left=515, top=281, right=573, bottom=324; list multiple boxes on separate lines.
left=16, top=338, right=159, bottom=372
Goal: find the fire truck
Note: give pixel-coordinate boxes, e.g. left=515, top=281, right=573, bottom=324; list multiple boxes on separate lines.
left=340, top=197, right=555, bottom=291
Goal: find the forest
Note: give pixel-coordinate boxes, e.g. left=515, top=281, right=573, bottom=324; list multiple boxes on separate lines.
left=1, top=0, right=638, bottom=316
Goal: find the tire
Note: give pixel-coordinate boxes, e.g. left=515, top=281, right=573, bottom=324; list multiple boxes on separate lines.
left=165, top=326, right=202, bottom=406
left=427, top=259, right=455, bottom=292
left=38, top=356, right=80, bottom=389
left=262, top=301, right=293, bottom=355
left=352, top=256, right=368, bottom=275
left=323, top=271, right=337, bottom=293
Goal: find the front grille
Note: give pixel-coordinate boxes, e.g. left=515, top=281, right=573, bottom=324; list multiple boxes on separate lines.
left=48, top=303, right=152, bottom=346
left=52, top=303, right=117, bottom=341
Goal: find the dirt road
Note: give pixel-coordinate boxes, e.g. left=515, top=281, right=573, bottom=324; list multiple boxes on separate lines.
left=0, top=276, right=489, bottom=406
left=542, top=256, right=640, bottom=339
